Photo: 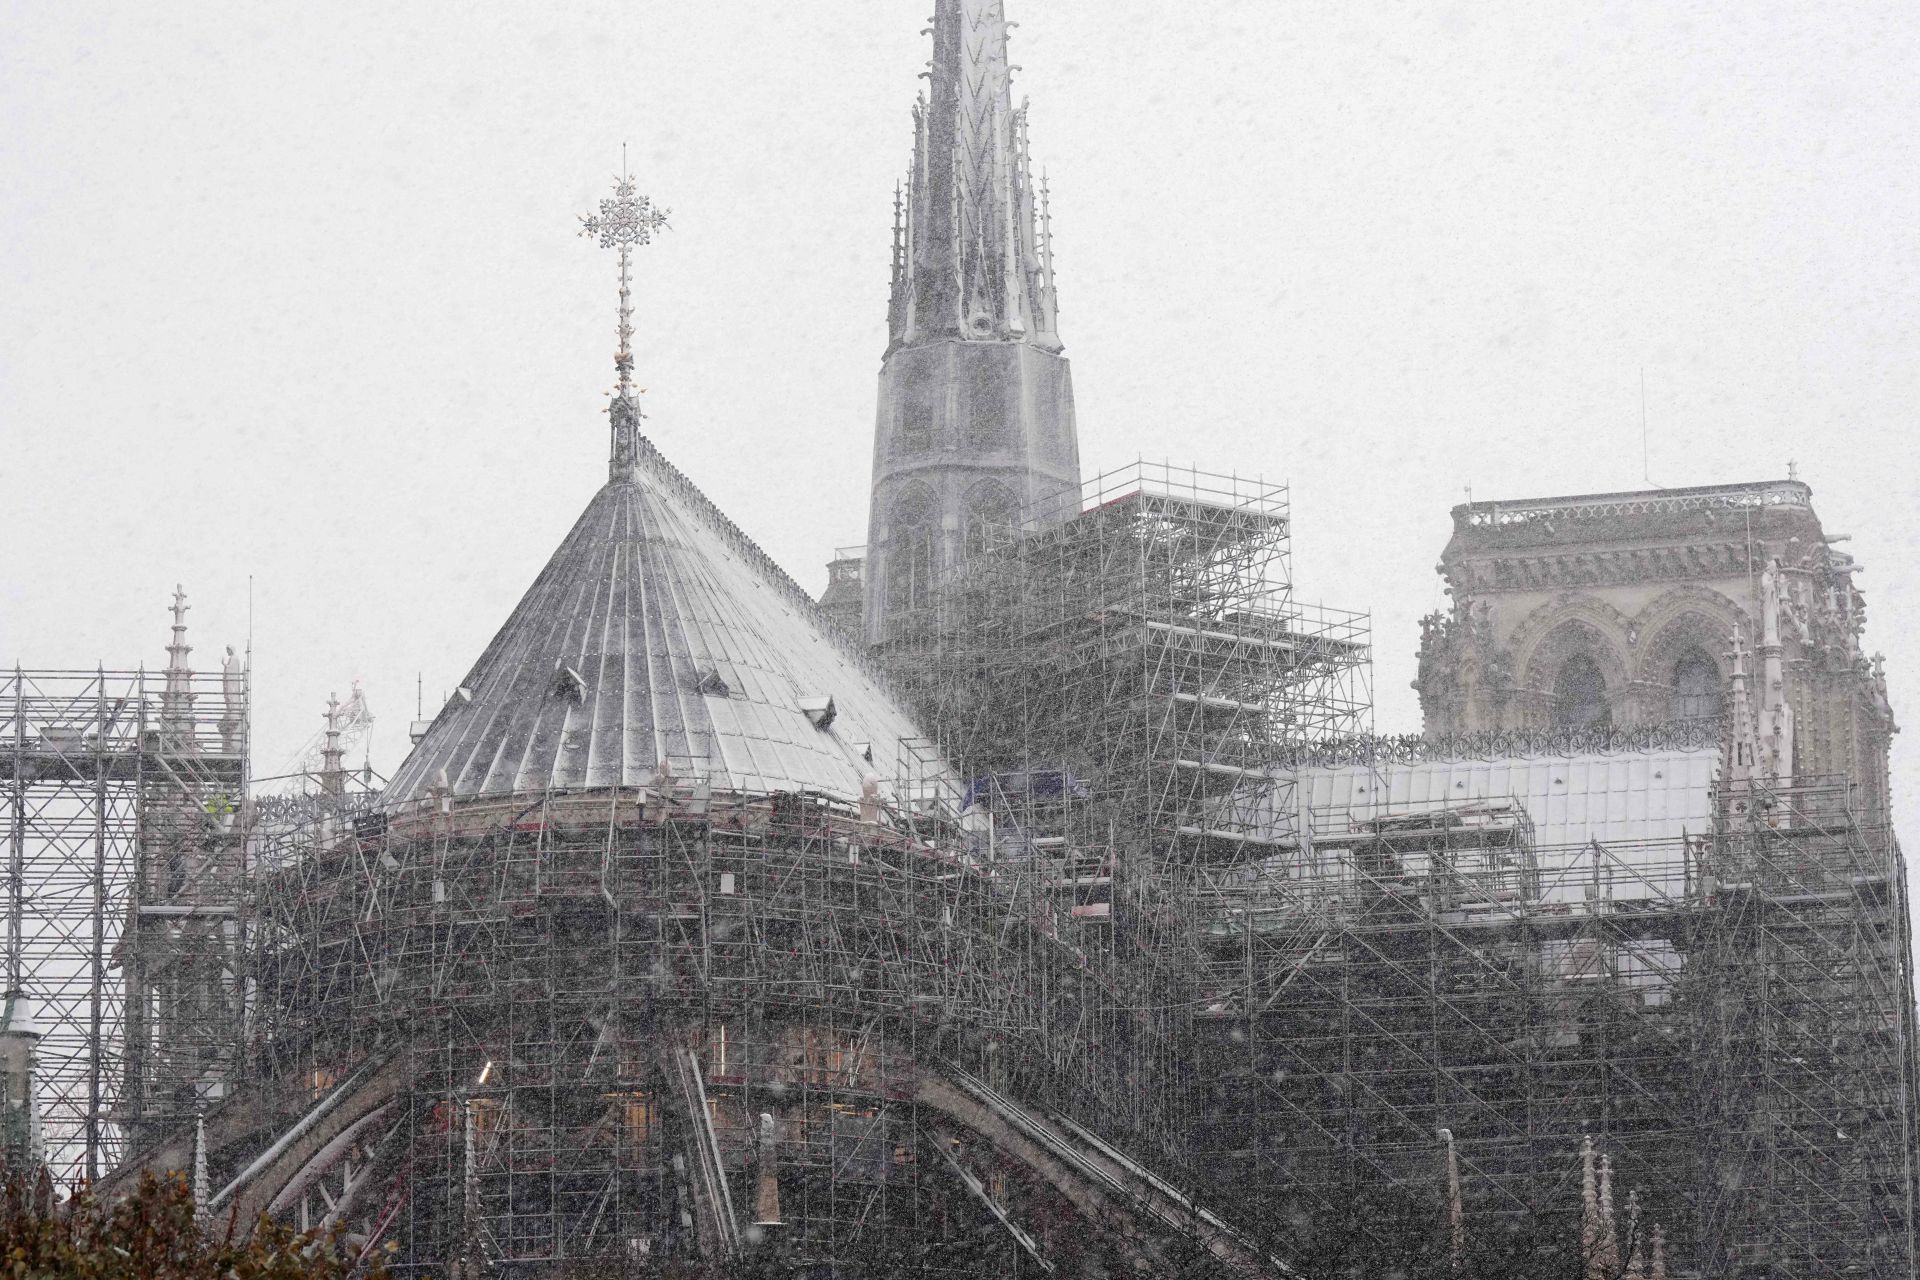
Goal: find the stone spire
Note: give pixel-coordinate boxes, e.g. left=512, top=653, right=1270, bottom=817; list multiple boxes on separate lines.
left=579, top=156, right=670, bottom=479
left=1441, top=1128, right=1465, bottom=1271
left=1580, top=1136, right=1601, bottom=1279
left=1597, top=1154, right=1621, bottom=1276
left=190, top=1114, right=210, bottom=1217
left=160, top=585, right=195, bottom=748
left=1756, top=557, right=1796, bottom=785
left=890, top=0, right=1057, bottom=351
left=320, top=692, right=346, bottom=796
left=1622, top=1189, right=1646, bottom=1279
left=1725, top=624, right=1758, bottom=785
left=0, top=990, right=45, bottom=1172
left=862, top=0, right=1082, bottom=645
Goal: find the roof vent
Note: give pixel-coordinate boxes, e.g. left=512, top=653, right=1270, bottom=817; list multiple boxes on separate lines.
left=697, top=669, right=732, bottom=697
left=554, top=665, right=587, bottom=703
left=798, top=695, right=836, bottom=729
left=452, top=686, right=473, bottom=706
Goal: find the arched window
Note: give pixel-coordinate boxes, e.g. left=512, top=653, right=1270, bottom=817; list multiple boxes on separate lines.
left=965, top=359, right=1010, bottom=448
left=894, top=414, right=931, bottom=456
left=895, top=378, right=941, bottom=456
left=886, top=486, right=936, bottom=618
left=1670, top=648, right=1723, bottom=722
left=1551, top=654, right=1611, bottom=728
left=964, top=483, right=1020, bottom=560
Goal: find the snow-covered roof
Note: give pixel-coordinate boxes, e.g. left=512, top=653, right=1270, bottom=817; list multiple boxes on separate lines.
left=386, top=434, right=942, bottom=806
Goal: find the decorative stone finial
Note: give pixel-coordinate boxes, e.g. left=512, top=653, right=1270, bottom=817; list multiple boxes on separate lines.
left=1597, top=1153, right=1620, bottom=1276
left=161, top=584, right=196, bottom=748
left=893, top=0, right=1059, bottom=351
left=1441, top=1127, right=1464, bottom=1272
left=320, top=691, right=346, bottom=794
left=579, top=151, right=671, bottom=475
left=1581, top=1135, right=1600, bottom=1278
left=191, top=1114, right=210, bottom=1217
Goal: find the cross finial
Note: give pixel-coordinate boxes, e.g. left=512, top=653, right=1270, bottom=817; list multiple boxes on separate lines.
left=579, top=158, right=670, bottom=398
left=579, top=153, right=670, bottom=471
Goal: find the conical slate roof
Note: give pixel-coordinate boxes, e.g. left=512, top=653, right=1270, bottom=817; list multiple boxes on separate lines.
left=386, top=432, right=938, bottom=806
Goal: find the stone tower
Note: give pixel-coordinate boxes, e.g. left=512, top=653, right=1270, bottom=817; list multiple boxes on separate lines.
left=862, top=0, right=1082, bottom=645
left=1414, top=479, right=1896, bottom=820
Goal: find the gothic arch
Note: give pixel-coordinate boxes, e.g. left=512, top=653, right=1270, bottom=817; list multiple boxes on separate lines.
left=1511, top=596, right=1633, bottom=695
left=1508, top=610, right=1631, bottom=732
left=1628, top=587, right=1747, bottom=685
left=1668, top=646, right=1724, bottom=722
left=1551, top=652, right=1613, bottom=728
left=892, top=377, right=943, bottom=457
left=1633, top=612, right=1735, bottom=687
left=886, top=482, right=938, bottom=616
left=889, top=481, right=936, bottom=523
left=1521, top=618, right=1630, bottom=698
left=963, top=479, right=1021, bottom=560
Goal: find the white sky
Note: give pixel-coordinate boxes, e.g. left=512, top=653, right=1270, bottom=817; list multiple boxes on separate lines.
left=2, top=1, right=1915, bottom=836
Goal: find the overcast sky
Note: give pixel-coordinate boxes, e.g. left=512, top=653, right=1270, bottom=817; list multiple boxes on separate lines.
left=2, top=1, right=1915, bottom=832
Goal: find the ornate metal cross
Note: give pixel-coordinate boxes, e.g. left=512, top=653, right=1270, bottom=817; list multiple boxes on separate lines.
left=579, top=164, right=670, bottom=402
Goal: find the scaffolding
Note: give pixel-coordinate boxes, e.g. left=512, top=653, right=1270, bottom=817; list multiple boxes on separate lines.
left=878, top=461, right=1919, bottom=1276
left=98, top=457, right=1356, bottom=1275
left=1186, top=791, right=1701, bottom=1243
left=887, top=462, right=1373, bottom=1161
left=1694, top=775, right=1920, bottom=1275
left=228, top=738, right=1161, bottom=1275
left=1149, top=763, right=1912, bottom=1276
left=0, top=664, right=247, bottom=1183
left=12, top=460, right=1911, bottom=1279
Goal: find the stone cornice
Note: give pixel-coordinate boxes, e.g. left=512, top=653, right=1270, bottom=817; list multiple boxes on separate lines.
left=1452, top=480, right=1809, bottom=533
left=1445, top=540, right=1761, bottom=593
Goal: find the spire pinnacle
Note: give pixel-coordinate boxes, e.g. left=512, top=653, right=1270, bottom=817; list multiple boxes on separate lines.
left=1597, top=1153, right=1621, bottom=1276
left=167, top=584, right=191, bottom=672
left=893, top=0, right=1059, bottom=352
left=1441, top=1128, right=1465, bottom=1272
left=191, top=1114, right=210, bottom=1218
left=1581, top=1135, right=1601, bottom=1278
left=161, top=584, right=196, bottom=747
left=320, top=691, right=346, bottom=795
left=579, top=153, right=670, bottom=474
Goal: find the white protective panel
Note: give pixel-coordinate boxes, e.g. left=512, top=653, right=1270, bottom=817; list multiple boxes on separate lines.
left=1291, top=748, right=1718, bottom=906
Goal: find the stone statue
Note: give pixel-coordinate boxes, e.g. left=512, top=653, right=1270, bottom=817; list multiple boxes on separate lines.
left=218, top=645, right=246, bottom=754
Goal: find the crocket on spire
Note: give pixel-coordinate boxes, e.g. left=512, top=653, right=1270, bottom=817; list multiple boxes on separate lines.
left=891, top=0, right=1057, bottom=352
left=862, top=0, right=1082, bottom=645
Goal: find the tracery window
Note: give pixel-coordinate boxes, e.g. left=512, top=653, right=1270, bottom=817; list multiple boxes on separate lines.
left=1669, top=647, right=1724, bottom=722
left=1551, top=654, right=1611, bottom=729
left=886, top=486, right=936, bottom=617
left=895, top=415, right=931, bottom=456
left=963, top=482, right=1020, bottom=560
left=965, top=361, right=1010, bottom=448
left=895, top=378, right=941, bottom=456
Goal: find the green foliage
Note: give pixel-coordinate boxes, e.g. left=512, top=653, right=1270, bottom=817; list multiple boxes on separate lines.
left=0, top=1170, right=389, bottom=1280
